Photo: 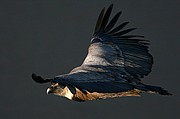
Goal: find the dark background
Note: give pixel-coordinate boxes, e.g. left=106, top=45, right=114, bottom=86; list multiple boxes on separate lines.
left=0, top=0, right=179, bottom=119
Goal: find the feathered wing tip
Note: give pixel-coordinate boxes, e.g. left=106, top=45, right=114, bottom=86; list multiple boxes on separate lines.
left=94, top=7, right=105, bottom=33
left=93, top=4, right=147, bottom=42
left=94, top=4, right=113, bottom=33
left=32, top=73, right=52, bottom=84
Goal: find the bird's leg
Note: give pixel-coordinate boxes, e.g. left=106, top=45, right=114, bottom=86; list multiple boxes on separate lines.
left=32, top=73, right=52, bottom=84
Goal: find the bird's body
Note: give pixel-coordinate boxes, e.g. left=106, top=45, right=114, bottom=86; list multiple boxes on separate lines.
left=32, top=4, right=171, bottom=101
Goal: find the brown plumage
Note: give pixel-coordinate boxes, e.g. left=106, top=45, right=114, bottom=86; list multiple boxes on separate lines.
left=72, top=89, right=141, bottom=101
left=32, top=4, right=171, bottom=102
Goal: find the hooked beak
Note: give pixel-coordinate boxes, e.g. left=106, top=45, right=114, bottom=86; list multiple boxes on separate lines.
left=47, top=88, right=53, bottom=94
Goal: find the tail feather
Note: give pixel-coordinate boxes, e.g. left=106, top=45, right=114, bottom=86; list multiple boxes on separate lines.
left=136, top=84, right=172, bottom=95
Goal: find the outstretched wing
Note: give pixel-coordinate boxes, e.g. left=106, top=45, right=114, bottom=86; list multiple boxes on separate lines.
left=82, top=4, right=153, bottom=78
left=54, top=4, right=153, bottom=94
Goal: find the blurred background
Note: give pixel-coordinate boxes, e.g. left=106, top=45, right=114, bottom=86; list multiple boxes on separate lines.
left=0, top=0, right=179, bottom=119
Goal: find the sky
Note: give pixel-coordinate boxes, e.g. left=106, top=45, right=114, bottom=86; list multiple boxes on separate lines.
left=0, top=0, right=180, bottom=119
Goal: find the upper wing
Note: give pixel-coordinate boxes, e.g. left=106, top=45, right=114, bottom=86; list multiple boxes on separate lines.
left=54, top=4, right=153, bottom=94
left=82, top=4, right=153, bottom=79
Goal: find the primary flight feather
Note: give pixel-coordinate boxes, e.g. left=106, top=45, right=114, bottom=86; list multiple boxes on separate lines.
left=32, top=4, right=171, bottom=101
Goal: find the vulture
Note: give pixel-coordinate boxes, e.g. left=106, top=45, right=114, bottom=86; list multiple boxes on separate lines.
left=32, top=4, right=171, bottom=102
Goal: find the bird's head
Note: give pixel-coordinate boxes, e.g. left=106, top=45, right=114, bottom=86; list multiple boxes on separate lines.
left=46, top=83, right=65, bottom=96
left=32, top=73, right=74, bottom=99
left=31, top=73, right=64, bottom=95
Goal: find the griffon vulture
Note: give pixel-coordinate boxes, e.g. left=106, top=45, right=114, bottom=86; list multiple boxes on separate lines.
left=32, top=4, right=171, bottom=102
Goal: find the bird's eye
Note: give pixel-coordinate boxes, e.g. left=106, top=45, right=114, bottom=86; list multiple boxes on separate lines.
left=53, top=86, right=59, bottom=89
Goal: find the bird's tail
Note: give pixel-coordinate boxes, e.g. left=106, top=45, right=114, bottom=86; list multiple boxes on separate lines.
left=136, top=83, right=172, bottom=95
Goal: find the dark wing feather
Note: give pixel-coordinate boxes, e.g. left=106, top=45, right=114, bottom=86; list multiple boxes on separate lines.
left=104, top=11, right=121, bottom=33
left=114, top=28, right=137, bottom=36
left=53, top=4, right=153, bottom=94
left=98, top=4, right=113, bottom=32
left=109, top=22, right=129, bottom=34
left=94, top=7, right=105, bottom=33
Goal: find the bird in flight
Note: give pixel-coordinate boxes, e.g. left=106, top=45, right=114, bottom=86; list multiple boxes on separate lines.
left=32, top=4, right=171, bottom=101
